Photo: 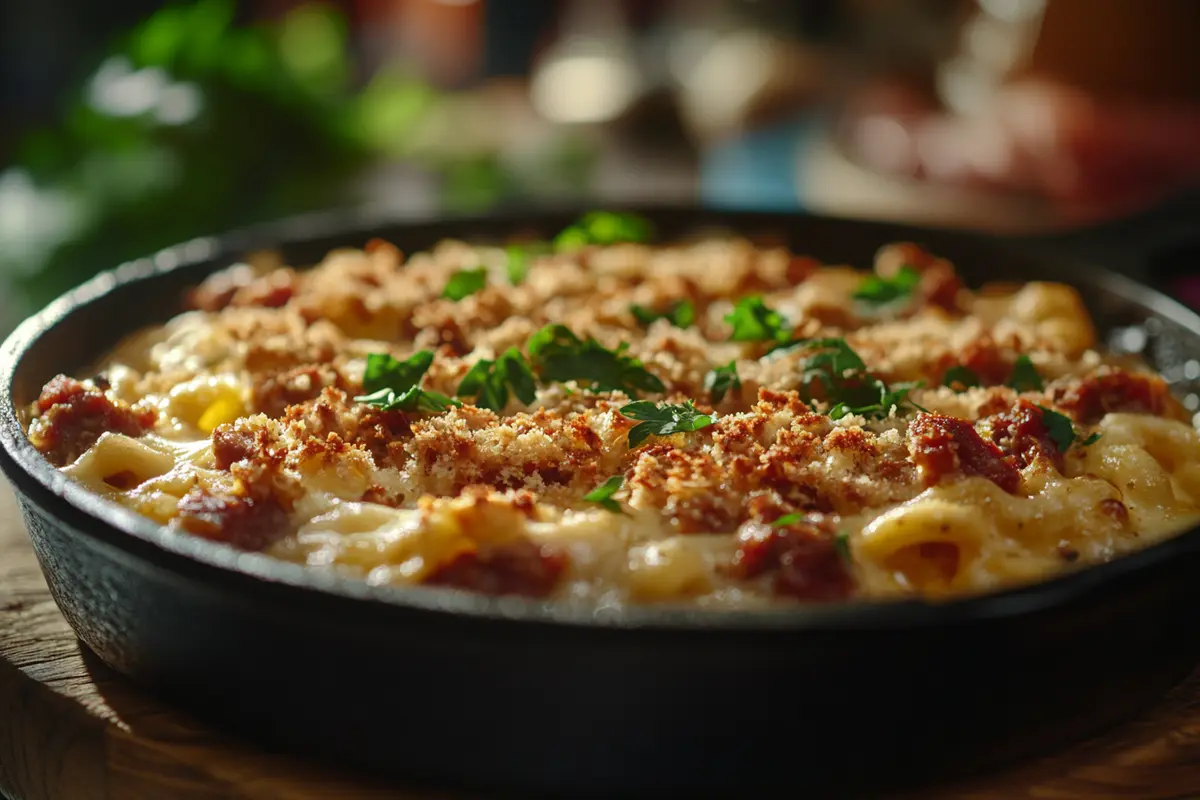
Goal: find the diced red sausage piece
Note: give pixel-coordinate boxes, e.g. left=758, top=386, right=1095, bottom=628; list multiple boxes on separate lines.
left=29, top=375, right=157, bottom=466
left=211, top=425, right=258, bottom=470
left=1054, top=370, right=1168, bottom=425
left=988, top=400, right=1063, bottom=472
left=175, top=487, right=290, bottom=551
left=425, top=539, right=569, bottom=598
left=909, top=413, right=1020, bottom=493
left=731, top=515, right=854, bottom=601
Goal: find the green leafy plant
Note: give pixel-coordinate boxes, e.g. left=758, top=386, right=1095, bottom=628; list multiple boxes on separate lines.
left=620, top=400, right=714, bottom=447
left=630, top=299, right=695, bottom=329
left=356, top=351, right=460, bottom=413
left=527, top=325, right=664, bottom=397
left=725, top=296, right=790, bottom=343
left=1007, top=355, right=1044, bottom=392
left=442, top=267, right=488, bottom=301
left=704, top=361, right=741, bottom=403
left=1037, top=406, right=1101, bottom=452
left=455, top=348, right=538, bottom=412
left=554, top=211, right=653, bottom=251
left=853, top=265, right=920, bottom=306
left=583, top=475, right=625, bottom=513
left=943, top=365, right=980, bottom=391
left=792, top=338, right=925, bottom=420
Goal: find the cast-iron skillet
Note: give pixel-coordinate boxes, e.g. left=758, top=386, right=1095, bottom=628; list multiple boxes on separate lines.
left=3, top=199, right=1200, bottom=799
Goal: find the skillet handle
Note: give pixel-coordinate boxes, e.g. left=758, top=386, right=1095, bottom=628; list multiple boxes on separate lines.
left=1011, top=189, right=1200, bottom=291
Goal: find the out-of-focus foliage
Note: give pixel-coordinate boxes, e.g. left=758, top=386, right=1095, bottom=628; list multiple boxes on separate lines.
left=0, top=0, right=594, bottom=314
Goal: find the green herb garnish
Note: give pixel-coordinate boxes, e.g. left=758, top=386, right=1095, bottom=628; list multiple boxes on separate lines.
left=943, top=365, right=981, bottom=391
left=504, top=242, right=551, bottom=285
left=583, top=475, right=625, bottom=513
left=771, top=513, right=806, bottom=528
left=442, top=267, right=488, bottom=301
left=630, top=299, right=695, bottom=329
left=1037, top=405, right=1101, bottom=453
left=356, top=351, right=461, bottom=414
left=1007, top=355, right=1044, bottom=392
left=704, top=360, right=741, bottom=403
left=455, top=347, right=538, bottom=412
left=853, top=265, right=921, bottom=306
left=834, top=532, right=853, bottom=563
left=792, top=338, right=925, bottom=420
left=620, top=400, right=714, bottom=448
left=725, top=296, right=790, bottom=343
left=528, top=324, right=664, bottom=397
left=555, top=211, right=653, bottom=251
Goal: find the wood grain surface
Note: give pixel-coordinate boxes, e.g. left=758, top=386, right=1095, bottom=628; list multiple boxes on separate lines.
left=3, top=480, right=1200, bottom=800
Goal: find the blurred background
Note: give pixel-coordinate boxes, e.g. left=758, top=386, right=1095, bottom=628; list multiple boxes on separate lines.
left=2, top=0, right=1199, bottom=333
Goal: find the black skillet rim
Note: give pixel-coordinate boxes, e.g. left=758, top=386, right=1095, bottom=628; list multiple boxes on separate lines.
left=3, top=203, right=1200, bottom=633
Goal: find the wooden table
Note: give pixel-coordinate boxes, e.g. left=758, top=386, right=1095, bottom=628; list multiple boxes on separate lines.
left=3, top=481, right=1200, bottom=800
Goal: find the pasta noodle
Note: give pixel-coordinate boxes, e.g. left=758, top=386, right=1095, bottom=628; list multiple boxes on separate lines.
left=22, top=220, right=1200, bottom=607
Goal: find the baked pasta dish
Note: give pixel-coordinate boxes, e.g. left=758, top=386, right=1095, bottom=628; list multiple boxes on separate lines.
left=23, top=212, right=1200, bottom=606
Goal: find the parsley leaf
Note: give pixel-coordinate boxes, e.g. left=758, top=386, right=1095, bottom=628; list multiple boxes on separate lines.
left=1007, top=355, right=1044, bottom=392
left=725, top=296, right=790, bottom=343
left=853, top=265, right=921, bottom=306
left=1036, top=405, right=1103, bottom=453
left=834, top=532, right=853, bottom=563
left=620, top=400, right=714, bottom=448
left=504, top=242, right=551, bottom=285
left=555, top=211, right=653, bottom=251
left=528, top=324, right=665, bottom=397
left=704, top=360, right=741, bottom=403
left=630, top=299, right=695, bottom=329
left=791, top=338, right=924, bottom=420
left=943, top=365, right=981, bottom=391
left=356, top=351, right=462, bottom=414
left=442, top=267, right=488, bottom=301
left=583, top=475, right=625, bottom=513
left=772, top=513, right=806, bottom=528
left=455, top=347, right=538, bottom=412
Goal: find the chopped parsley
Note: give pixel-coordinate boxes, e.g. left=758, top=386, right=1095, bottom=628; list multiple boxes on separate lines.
left=620, top=400, right=714, bottom=448
left=704, top=360, right=741, bottom=403
left=1037, top=405, right=1101, bottom=453
left=583, top=475, right=625, bottom=513
left=792, top=338, right=925, bottom=420
left=504, top=242, right=551, bottom=285
left=442, top=267, right=488, bottom=301
left=771, top=513, right=806, bottom=528
left=555, top=211, right=653, bottom=251
left=455, top=348, right=538, bottom=412
left=943, top=365, right=980, bottom=391
left=630, top=299, right=695, bottom=329
left=356, top=351, right=461, bottom=414
left=527, top=324, right=665, bottom=397
left=834, top=532, right=853, bottom=563
left=1007, top=355, right=1044, bottom=392
left=725, top=296, right=790, bottom=343
left=853, top=265, right=921, bottom=306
